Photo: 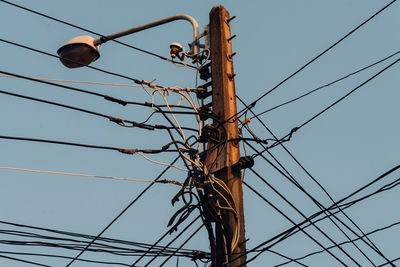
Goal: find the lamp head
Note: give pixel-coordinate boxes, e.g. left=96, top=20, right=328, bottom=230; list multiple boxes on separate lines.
left=57, top=36, right=100, bottom=68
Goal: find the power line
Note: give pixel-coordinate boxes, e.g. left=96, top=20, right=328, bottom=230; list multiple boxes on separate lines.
left=0, top=0, right=198, bottom=69
left=242, top=165, right=400, bottom=264
left=0, top=88, right=199, bottom=132
left=0, top=38, right=143, bottom=84
left=0, top=70, right=202, bottom=116
left=0, top=74, right=200, bottom=94
left=0, top=251, right=130, bottom=266
left=243, top=137, right=391, bottom=264
left=139, top=215, right=203, bottom=266
left=0, top=253, right=51, bottom=267
left=0, top=166, right=183, bottom=185
left=232, top=0, right=396, bottom=119
left=240, top=181, right=348, bottom=267
left=0, top=38, right=182, bottom=91
left=0, top=220, right=201, bottom=257
left=65, top=155, right=181, bottom=266
left=265, top=249, right=308, bottom=267
left=0, top=135, right=188, bottom=155
left=0, top=71, right=201, bottom=95
left=158, top=224, right=204, bottom=267
left=272, top=56, right=400, bottom=144
left=275, top=220, right=400, bottom=266
left=236, top=58, right=400, bottom=264
left=251, top=50, right=400, bottom=118
left=248, top=168, right=363, bottom=266
left=0, top=74, right=144, bottom=88
left=239, top=127, right=384, bottom=264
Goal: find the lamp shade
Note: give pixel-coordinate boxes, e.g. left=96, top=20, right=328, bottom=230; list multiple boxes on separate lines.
left=57, top=36, right=100, bottom=68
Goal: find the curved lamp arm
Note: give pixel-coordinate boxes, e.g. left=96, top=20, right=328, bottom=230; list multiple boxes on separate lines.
left=94, top=14, right=200, bottom=55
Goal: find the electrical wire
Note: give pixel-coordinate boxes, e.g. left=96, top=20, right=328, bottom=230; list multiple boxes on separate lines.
left=266, top=249, right=308, bottom=267
left=0, top=251, right=131, bottom=266
left=0, top=220, right=201, bottom=257
left=0, top=70, right=201, bottom=113
left=0, top=135, right=186, bottom=155
left=0, top=74, right=144, bottom=88
left=0, top=254, right=51, bottom=267
left=0, top=166, right=183, bottom=185
left=242, top=138, right=391, bottom=265
left=239, top=181, right=348, bottom=267
left=158, top=224, right=204, bottom=267
left=139, top=215, right=202, bottom=267
left=0, top=74, right=200, bottom=92
left=251, top=50, right=400, bottom=118
left=0, top=88, right=159, bottom=130
left=231, top=0, right=397, bottom=120
left=275, top=221, right=400, bottom=266
left=236, top=55, right=400, bottom=263
left=0, top=0, right=199, bottom=69
left=135, top=152, right=189, bottom=172
left=0, top=38, right=142, bottom=84
left=267, top=56, right=400, bottom=147
left=0, top=87, right=200, bottom=133
left=249, top=167, right=363, bottom=266
left=242, top=165, right=400, bottom=265
left=65, top=155, right=181, bottom=266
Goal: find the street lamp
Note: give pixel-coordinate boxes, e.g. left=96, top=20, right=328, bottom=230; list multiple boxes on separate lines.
left=57, top=14, right=200, bottom=68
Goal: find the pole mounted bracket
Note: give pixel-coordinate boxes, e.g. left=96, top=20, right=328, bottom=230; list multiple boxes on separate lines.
left=232, top=156, right=254, bottom=172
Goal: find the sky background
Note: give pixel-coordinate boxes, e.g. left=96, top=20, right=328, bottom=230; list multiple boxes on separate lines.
left=0, top=0, right=399, bottom=266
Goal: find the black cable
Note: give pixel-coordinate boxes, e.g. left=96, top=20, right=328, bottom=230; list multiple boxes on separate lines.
left=243, top=136, right=392, bottom=265
left=0, top=70, right=202, bottom=103
left=377, top=258, right=400, bottom=267
left=275, top=220, right=400, bottom=266
left=248, top=168, right=363, bottom=266
left=264, top=249, right=308, bottom=267
left=159, top=224, right=204, bottom=267
left=269, top=56, right=400, bottom=146
left=0, top=88, right=158, bottom=130
left=252, top=50, right=400, bottom=118
left=237, top=54, right=398, bottom=262
left=243, top=165, right=400, bottom=264
left=65, top=155, right=181, bottom=266
left=0, top=253, right=51, bottom=267
left=240, top=181, right=348, bottom=267
left=232, top=0, right=396, bottom=120
left=0, top=38, right=196, bottom=96
left=0, top=220, right=194, bottom=254
left=0, top=38, right=143, bottom=84
left=335, top=177, right=400, bottom=211
left=0, top=251, right=131, bottom=266
left=0, top=135, right=189, bottom=155
left=0, top=88, right=199, bottom=132
left=141, top=215, right=202, bottom=267
left=0, top=0, right=198, bottom=69
left=0, top=224, right=202, bottom=259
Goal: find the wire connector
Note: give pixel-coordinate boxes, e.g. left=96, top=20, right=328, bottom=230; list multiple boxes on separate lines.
left=118, top=149, right=138, bottom=155
left=199, top=124, right=220, bottom=143
left=104, top=95, right=128, bottom=106
left=232, top=156, right=254, bottom=171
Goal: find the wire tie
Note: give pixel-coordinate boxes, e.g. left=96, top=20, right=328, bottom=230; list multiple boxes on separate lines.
left=241, top=118, right=251, bottom=125
left=104, top=95, right=127, bottom=106
left=109, top=116, right=124, bottom=124
left=118, top=149, right=138, bottom=155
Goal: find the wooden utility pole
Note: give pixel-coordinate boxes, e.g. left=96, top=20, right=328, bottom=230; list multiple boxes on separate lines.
left=205, top=6, right=246, bottom=266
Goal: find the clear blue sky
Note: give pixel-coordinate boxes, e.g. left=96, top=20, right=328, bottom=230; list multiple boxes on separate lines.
left=1, top=0, right=399, bottom=266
